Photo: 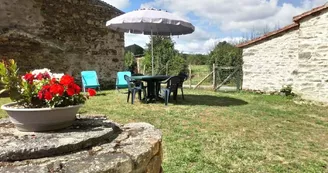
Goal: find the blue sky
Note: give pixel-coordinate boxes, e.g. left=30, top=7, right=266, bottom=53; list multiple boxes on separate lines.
left=103, top=0, right=327, bottom=54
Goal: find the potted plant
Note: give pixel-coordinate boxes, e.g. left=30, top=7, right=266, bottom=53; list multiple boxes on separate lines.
left=0, top=59, right=96, bottom=132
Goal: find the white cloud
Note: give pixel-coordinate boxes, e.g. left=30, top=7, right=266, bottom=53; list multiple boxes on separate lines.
left=124, top=0, right=327, bottom=54
left=100, top=0, right=130, bottom=9
left=142, top=0, right=327, bottom=32
left=125, top=33, right=150, bottom=48
left=175, top=37, right=243, bottom=54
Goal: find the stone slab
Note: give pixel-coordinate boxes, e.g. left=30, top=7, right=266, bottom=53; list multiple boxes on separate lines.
left=0, top=116, right=163, bottom=173
left=0, top=116, right=121, bottom=162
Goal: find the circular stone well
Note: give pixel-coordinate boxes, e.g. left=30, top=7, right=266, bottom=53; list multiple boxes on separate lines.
left=0, top=116, right=163, bottom=173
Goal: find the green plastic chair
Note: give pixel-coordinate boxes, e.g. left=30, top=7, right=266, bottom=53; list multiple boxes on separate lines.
left=81, top=71, right=100, bottom=92
left=124, top=75, right=146, bottom=104
left=116, top=71, right=131, bottom=91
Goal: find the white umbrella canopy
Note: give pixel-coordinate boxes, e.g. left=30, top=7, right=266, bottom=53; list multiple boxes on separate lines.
left=106, top=8, right=195, bottom=75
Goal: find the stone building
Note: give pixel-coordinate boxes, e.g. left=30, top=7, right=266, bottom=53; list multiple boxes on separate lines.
left=0, top=0, right=124, bottom=88
left=237, top=3, right=328, bottom=103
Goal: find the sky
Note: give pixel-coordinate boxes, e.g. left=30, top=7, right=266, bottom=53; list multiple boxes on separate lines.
left=102, top=0, right=327, bottom=54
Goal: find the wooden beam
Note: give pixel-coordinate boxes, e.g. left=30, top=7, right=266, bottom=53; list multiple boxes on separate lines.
left=194, top=71, right=213, bottom=89
left=217, top=66, right=238, bottom=70
left=215, top=68, right=239, bottom=90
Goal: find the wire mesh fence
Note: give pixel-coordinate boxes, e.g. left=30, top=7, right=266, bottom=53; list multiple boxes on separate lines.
left=187, top=64, right=242, bottom=91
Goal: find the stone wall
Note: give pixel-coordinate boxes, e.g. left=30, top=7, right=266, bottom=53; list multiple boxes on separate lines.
left=242, top=29, right=299, bottom=92
left=0, top=0, right=124, bottom=88
left=295, top=9, right=328, bottom=102
left=241, top=8, right=328, bottom=103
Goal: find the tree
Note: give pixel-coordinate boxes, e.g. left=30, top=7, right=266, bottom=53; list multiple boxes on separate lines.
left=142, top=36, right=185, bottom=75
left=208, top=41, right=243, bottom=84
left=208, top=41, right=242, bottom=67
left=185, top=54, right=209, bottom=65
left=124, top=51, right=136, bottom=72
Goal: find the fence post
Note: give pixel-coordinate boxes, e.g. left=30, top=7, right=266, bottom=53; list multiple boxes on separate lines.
left=166, top=62, right=169, bottom=76
left=236, top=67, right=241, bottom=90
left=189, top=65, right=192, bottom=89
left=213, top=63, right=216, bottom=89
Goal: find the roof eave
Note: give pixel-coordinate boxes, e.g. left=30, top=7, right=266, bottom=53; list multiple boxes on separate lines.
left=293, top=3, right=328, bottom=22
left=236, top=23, right=299, bottom=48
left=237, top=3, right=328, bottom=49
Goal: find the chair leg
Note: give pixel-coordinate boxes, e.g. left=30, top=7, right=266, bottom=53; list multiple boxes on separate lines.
left=143, top=88, right=147, bottom=100
left=138, top=90, right=142, bottom=100
left=181, top=87, right=184, bottom=100
left=127, top=91, right=130, bottom=103
left=173, top=90, right=178, bottom=103
left=165, top=90, right=170, bottom=106
left=132, top=90, right=136, bottom=104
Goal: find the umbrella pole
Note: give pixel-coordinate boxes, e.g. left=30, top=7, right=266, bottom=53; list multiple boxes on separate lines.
left=151, top=30, right=154, bottom=76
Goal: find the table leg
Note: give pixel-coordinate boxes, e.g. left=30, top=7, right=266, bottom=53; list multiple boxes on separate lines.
left=146, top=81, right=156, bottom=102
left=155, top=81, right=161, bottom=99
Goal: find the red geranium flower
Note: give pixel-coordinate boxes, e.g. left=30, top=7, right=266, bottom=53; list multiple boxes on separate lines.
left=36, top=73, right=43, bottom=80
left=23, top=73, right=34, bottom=84
left=38, top=91, right=43, bottom=100
left=44, top=91, right=53, bottom=101
left=60, top=75, right=74, bottom=86
left=87, top=88, right=96, bottom=96
left=72, top=83, right=81, bottom=93
left=66, top=87, right=75, bottom=96
left=50, top=84, right=64, bottom=96
left=43, top=72, right=51, bottom=79
left=50, top=78, right=57, bottom=85
left=42, top=85, right=51, bottom=90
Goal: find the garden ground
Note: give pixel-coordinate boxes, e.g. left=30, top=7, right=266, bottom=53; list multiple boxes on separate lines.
left=0, top=89, right=327, bottom=172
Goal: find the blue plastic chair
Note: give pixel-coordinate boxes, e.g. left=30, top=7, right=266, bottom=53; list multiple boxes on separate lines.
left=116, top=71, right=131, bottom=91
left=81, top=71, right=100, bottom=92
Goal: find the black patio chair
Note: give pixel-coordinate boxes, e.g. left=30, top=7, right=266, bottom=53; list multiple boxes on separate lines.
left=178, top=72, right=188, bottom=100
left=124, top=75, right=146, bottom=104
left=160, top=76, right=181, bottom=106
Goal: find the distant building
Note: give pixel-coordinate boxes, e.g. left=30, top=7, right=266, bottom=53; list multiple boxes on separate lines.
left=237, top=3, right=328, bottom=102
left=0, top=0, right=124, bottom=88
left=125, top=44, right=144, bottom=57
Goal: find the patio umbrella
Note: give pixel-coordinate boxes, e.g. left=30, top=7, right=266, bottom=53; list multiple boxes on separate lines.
left=106, top=8, right=195, bottom=75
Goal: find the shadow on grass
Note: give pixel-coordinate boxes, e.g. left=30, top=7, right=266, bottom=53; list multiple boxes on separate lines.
left=177, top=94, right=248, bottom=107
left=96, top=93, right=107, bottom=96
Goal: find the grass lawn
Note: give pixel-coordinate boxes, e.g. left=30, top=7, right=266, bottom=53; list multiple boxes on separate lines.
left=0, top=89, right=328, bottom=172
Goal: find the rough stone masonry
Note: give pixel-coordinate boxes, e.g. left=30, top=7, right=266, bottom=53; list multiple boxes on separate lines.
left=238, top=4, right=328, bottom=103
left=0, top=116, right=163, bottom=173
left=0, top=0, right=125, bottom=88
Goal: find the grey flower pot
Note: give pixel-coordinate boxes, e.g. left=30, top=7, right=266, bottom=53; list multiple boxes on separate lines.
left=1, top=103, right=82, bottom=132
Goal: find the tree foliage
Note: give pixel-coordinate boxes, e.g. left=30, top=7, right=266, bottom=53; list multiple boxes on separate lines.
left=208, top=41, right=243, bottom=67
left=124, top=51, right=136, bottom=72
left=185, top=54, right=209, bottom=65
left=142, top=36, right=185, bottom=75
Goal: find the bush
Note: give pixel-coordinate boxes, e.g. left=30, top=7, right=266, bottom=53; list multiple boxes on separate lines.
left=280, top=85, right=294, bottom=97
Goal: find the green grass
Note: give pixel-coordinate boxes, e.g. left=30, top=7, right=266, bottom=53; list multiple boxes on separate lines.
left=1, top=89, right=328, bottom=172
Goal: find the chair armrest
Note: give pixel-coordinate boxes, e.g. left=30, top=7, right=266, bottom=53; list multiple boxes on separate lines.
left=161, top=77, right=171, bottom=84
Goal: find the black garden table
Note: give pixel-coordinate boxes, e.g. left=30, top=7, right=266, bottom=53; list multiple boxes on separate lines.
left=131, top=75, right=170, bottom=102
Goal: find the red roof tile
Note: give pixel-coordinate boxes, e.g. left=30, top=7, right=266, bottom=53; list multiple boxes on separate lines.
left=293, top=3, right=328, bottom=22
left=236, top=23, right=299, bottom=48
